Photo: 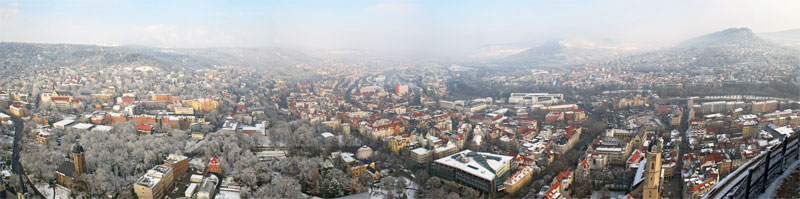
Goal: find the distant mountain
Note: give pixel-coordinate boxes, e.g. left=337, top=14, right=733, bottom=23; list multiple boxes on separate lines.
left=0, top=42, right=220, bottom=70
left=469, top=44, right=530, bottom=60
left=498, top=39, right=636, bottom=68
left=761, top=29, right=800, bottom=47
left=0, top=42, right=319, bottom=75
left=610, top=27, right=800, bottom=71
left=679, top=27, right=763, bottom=47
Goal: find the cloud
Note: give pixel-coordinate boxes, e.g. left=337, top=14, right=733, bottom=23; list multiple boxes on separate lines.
left=130, top=24, right=240, bottom=48
left=0, top=8, right=19, bottom=25
left=366, top=2, right=418, bottom=17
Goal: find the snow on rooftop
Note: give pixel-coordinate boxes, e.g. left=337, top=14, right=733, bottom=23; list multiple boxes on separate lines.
left=411, top=147, right=429, bottom=155
left=633, top=159, right=647, bottom=187
left=185, top=183, right=199, bottom=197
left=72, top=123, right=94, bottom=130
left=53, top=119, right=75, bottom=126
left=321, top=132, right=335, bottom=138
left=774, top=126, right=794, bottom=137
left=505, top=166, right=533, bottom=186
left=596, top=147, right=623, bottom=152
left=91, top=125, right=113, bottom=132
left=434, top=150, right=512, bottom=181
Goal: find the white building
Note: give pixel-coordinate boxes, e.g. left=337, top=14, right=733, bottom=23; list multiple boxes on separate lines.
left=508, top=93, right=564, bottom=105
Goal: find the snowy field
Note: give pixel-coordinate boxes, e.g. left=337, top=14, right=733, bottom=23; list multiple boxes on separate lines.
left=36, top=183, right=72, bottom=199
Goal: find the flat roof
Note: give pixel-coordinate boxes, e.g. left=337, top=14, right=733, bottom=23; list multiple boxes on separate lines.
left=411, top=148, right=430, bottom=155
left=72, top=123, right=94, bottom=130
left=91, top=125, right=113, bottom=132
left=433, top=150, right=513, bottom=181
left=53, top=119, right=75, bottom=126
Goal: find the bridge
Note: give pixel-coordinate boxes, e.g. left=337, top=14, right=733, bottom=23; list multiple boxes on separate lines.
left=703, top=134, right=799, bottom=199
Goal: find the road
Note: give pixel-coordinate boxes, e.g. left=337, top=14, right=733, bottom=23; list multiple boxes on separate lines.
left=3, top=110, right=43, bottom=197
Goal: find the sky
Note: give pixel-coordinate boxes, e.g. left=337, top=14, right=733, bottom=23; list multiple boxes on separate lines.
left=1, top=0, right=799, bottom=58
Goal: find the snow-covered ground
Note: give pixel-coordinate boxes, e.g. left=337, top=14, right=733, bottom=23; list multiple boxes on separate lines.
left=368, top=177, right=419, bottom=199
left=759, top=159, right=800, bottom=199
left=589, top=190, right=627, bottom=199
left=36, top=183, right=71, bottom=199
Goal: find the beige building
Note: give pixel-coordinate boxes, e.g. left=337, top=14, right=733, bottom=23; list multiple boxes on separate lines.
left=134, top=165, right=174, bottom=199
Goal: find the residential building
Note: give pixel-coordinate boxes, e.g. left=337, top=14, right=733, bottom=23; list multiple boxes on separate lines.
left=133, top=165, right=174, bottom=199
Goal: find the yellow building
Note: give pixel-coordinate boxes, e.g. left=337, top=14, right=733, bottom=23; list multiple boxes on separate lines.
left=386, top=136, right=409, bottom=153
left=134, top=165, right=174, bottom=199
left=183, top=98, right=219, bottom=113
left=174, top=106, right=194, bottom=114
left=9, top=104, right=28, bottom=117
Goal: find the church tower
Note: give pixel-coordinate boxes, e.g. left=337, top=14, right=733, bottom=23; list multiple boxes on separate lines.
left=71, top=144, right=87, bottom=175
left=643, top=139, right=662, bottom=199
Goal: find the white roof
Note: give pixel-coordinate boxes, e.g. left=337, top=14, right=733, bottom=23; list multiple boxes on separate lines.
left=321, top=132, right=335, bottom=138
left=633, top=158, right=647, bottom=187
left=72, top=123, right=94, bottom=130
left=774, top=126, right=794, bottom=137
left=596, top=147, right=623, bottom=152
left=505, top=166, right=533, bottom=186
left=341, top=152, right=356, bottom=163
left=91, top=125, right=113, bottom=132
left=433, top=150, right=513, bottom=181
left=54, top=119, right=75, bottom=126
left=0, top=112, right=9, bottom=118
left=185, top=183, right=198, bottom=196
left=411, top=148, right=430, bottom=155
left=434, top=144, right=456, bottom=153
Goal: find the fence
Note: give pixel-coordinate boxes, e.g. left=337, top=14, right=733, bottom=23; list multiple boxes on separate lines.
left=703, top=135, right=799, bottom=199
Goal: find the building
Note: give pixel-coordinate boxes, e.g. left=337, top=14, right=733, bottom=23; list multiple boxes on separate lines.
left=0, top=112, right=10, bottom=121
left=395, top=85, right=409, bottom=95
left=431, top=150, right=513, bottom=195
left=183, top=98, right=219, bottom=113
left=508, top=93, right=564, bottom=105
left=9, top=104, right=27, bottom=117
left=209, top=156, right=222, bottom=174
left=164, top=154, right=189, bottom=178
left=56, top=145, right=87, bottom=188
left=174, top=106, right=194, bottom=114
left=410, top=147, right=432, bottom=164
left=133, top=165, right=174, bottom=199
left=196, top=175, right=219, bottom=199
left=504, top=166, right=535, bottom=194
left=356, top=145, right=373, bottom=160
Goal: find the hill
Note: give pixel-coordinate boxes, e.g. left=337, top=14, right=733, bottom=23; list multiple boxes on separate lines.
left=499, top=39, right=634, bottom=68
left=0, top=42, right=319, bottom=76
left=608, top=28, right=800, bottom=71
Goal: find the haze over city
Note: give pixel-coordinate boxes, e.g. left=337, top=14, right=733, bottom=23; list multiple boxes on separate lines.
left=2, top=0, right=800, bottom=57
left=2, top=1, right=800, bottom=199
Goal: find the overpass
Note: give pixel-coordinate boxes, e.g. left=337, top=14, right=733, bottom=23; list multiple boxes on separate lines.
left=703, top=135, right=799, bottom=199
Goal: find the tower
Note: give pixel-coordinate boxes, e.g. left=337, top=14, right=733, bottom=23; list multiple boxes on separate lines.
left=643, top=139, right=662, bottom=199
left=71, top=144, right=87, bottom=175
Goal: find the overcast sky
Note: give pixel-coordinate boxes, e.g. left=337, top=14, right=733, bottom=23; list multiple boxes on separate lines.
left=1, top=0, right=799, bottom=57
